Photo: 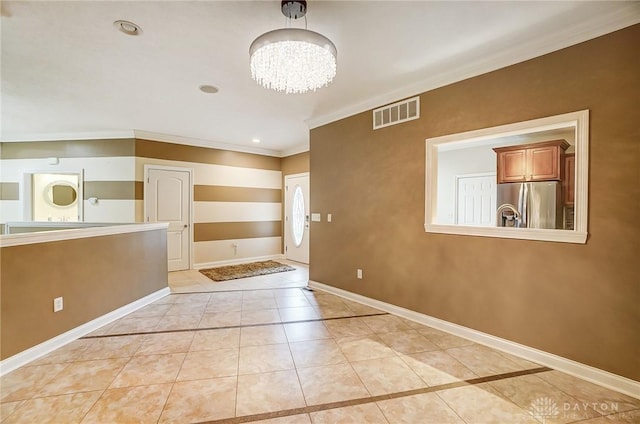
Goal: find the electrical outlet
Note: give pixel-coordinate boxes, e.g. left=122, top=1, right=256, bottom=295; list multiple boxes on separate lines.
left=357, top=269, right=363, bottom=279
left=53, top=297, right=64, bottom=312
left=327, top=213, right=332, bottom=222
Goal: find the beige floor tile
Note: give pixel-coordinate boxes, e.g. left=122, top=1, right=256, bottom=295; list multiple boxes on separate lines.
left=135, top=331, right=195, bottom=356
left=279, top=306, right=321, bottom=322
left=236, top=370, right=306, bottom=416
left=253, top=414, right=312, bottom=424
left=38, top=359, right=128, bottom=397
left=399, top=351, right=477, bottom=386
left=362, top=315, right=411, bottom=334
left=207, top=291, right=244, bottom=303
left=377, top=392, right=464, bottom=424
left=310, top=403, right=388, bottom=424
left=0, top=401, right=24, bottom=422
left=243, top=298, right=279, bottom=310
left=155, top=313, right=203, bottom=331
left=324, top=317, right=373, bottom=338
left=206, top=298, right=243, bottom=313
left=190, top=328, right=240, bottom=351
left=241, top=309, right=282, bottom=325
left=446, top=344, right=524, bottom=376
left=76, top=335, right=143, bottom=361
left=177, top=348, right=239, bottom=381
left=239, top=344, right=295, bottom=374
left=127, top=303, right=173, bottom=318
left=284, top=321, right=333, bottom=342
left=297, top=363, right=370, bottom=405
left=377, top=330, right=440, bottom=355
left=81, top=383, right=172, bottom=424
left=108, top=316, right=163, bottom=334
left=313, top=304, right=356, bottom=319
left=495, top=350, right=541, bottom=369
left=198, top=311, right=242, bottom=328
left=437, top=383, right=539, bottom=424
left=29, top=340, right=92, bottom=366
left=538, top=371, right=640, bottom=415
left=164, top=302, right=207, bottom=316
left=2, top=391, right=101, bottom=424
left=351, top=356, right=426, bottom=396
left=109, top=353, right=185, bottom=388
left=274, top=288, right=308, bottom=298
left=159, top=377, right=237, bottom=423
left=83, top=322, right=116, bottom=337
left=336, top=335, right=396, bottom=362
left=576, top=409, right=640, bottom=423
left=490, top=374, right=601, bottom=423
left=417, top=327, right=475, bottom=349
left=2, top=363, right=67, bottom=401
left=241, top=325, right=288, bottom=346
left=242, top=290, right=276, bottom=301
left=289, top=339, right=348, bottom=368
left=341, top=301, right=384, bottom=315
left=275, top=295, right=311, bottom=308
left=171, top=293, right=211, bottom=304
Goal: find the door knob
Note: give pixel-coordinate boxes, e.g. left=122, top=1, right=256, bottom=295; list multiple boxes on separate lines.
left=183, top=224, right=188, bottom=228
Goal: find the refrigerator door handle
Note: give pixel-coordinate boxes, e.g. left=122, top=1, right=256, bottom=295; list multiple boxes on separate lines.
left=518, top=183, right=528, bottom=228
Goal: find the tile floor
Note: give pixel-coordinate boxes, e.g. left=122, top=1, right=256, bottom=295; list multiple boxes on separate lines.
left=1, top=262, right=638, bottom=423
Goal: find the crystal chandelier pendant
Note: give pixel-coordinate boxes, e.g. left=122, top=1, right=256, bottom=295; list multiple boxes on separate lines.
left=249, top=1, right=337, bottom=94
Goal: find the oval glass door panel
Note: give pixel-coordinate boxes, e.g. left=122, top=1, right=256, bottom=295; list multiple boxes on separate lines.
left=292, top=185, right=305, bottom=247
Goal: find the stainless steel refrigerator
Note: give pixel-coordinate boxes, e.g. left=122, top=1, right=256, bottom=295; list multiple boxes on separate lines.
left=496, top=181, right=562, bottom=229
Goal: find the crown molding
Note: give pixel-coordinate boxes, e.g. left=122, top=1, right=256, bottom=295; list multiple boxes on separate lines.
left=1, top=130, right=135, bottom=142
left=306, top=9, right=640, bottom=130
left=132, top=130, right=282, bottom=158
left=279, top=142, right=310, bottom=158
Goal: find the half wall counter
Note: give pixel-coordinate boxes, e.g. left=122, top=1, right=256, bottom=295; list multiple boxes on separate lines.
left=0, top=223, right=169, bottom=373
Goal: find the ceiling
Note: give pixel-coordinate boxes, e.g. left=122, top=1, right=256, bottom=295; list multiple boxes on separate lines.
left=1, top=1, right=638, bottom=157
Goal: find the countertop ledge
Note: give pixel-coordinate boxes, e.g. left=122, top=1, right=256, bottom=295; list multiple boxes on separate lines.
left=0, top=223, right=170, bottom=247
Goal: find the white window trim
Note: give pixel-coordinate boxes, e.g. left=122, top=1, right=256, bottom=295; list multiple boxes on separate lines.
left=425, top=110, right=589, bottom=244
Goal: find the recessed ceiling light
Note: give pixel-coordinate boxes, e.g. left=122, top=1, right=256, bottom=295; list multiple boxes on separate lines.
left=199, top=85, right=219, bottom=94
left=252, top=138, right=261, bottom=143
left=113, top=20, right=142, bottom=36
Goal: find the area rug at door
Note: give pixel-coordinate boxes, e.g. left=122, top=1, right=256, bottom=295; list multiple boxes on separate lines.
left=199, top=260, right=295, bottom=282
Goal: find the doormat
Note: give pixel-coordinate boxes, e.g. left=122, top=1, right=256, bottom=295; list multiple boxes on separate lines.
left=199, top=260, right=295, bottom=282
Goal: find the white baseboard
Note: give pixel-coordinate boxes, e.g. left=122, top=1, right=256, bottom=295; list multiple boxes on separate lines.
left=194, top=254, right=285, bottom=270
left=308, top=280, right=640, bottom=400
left=0, top=287, right=170, bottom=376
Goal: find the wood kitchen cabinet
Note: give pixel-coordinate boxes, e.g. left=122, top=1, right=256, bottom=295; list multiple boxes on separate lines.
left=493, top=139, right=570, bottom=183
left=563, top=153, right=575, bottom=205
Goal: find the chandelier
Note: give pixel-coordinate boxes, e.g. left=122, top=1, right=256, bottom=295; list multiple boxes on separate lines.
left=249, top=1, right=337, bottom=94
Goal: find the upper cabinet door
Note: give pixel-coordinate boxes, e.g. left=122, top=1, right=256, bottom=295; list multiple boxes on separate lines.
left=498, top=149, right=528, bottom=182
left=529, top=145, right=562, bottom=181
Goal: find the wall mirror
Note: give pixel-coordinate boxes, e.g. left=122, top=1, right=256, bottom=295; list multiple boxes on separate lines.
left=29, top=172, right=83, bottom=222
left=425, top=110, right=588, bottom=244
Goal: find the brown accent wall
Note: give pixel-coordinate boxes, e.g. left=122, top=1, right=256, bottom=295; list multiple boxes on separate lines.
left=281, top=152, right=310, bottom=251
left=0, top=182, right=19, bottom=200
left=83, top=181, right=142, bottom=200
left=194, top=185, right=281, bottom=203
left=309, top=25, right=640, bottom=380
left=0, top=228, right=168, bottom=359
left=0, top=139, right=135, bottom=158
left=194, top=221, right=282, bottom=242
left=135, top=139, right=281, bottom=171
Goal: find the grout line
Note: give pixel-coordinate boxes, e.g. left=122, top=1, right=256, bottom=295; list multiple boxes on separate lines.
left=194, top=367, right=553, bottom=424
left=79, top=313, right=390, bottom=340
left=168, top=286, right=308, bottom=295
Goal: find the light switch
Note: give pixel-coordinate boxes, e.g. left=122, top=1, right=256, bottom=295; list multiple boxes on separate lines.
left=327, top=214, right=332, bottom=222
left=311, top=213, right=321, bottom=222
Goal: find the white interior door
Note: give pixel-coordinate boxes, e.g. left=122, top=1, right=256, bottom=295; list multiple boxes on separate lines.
left=456, top=173, right=496, bottom=226
left=145, top=166, right=191, bottom=271
left=285, top=173, right=310, bottom=264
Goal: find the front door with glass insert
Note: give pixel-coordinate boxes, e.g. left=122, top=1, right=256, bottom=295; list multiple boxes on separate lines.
left=284, top=173, right=309, bottom=264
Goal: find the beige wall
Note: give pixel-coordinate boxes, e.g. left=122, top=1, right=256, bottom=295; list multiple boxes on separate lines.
left=0, top=228, right=168, bottom=359
left=309, top=25, right=640, bottom=381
